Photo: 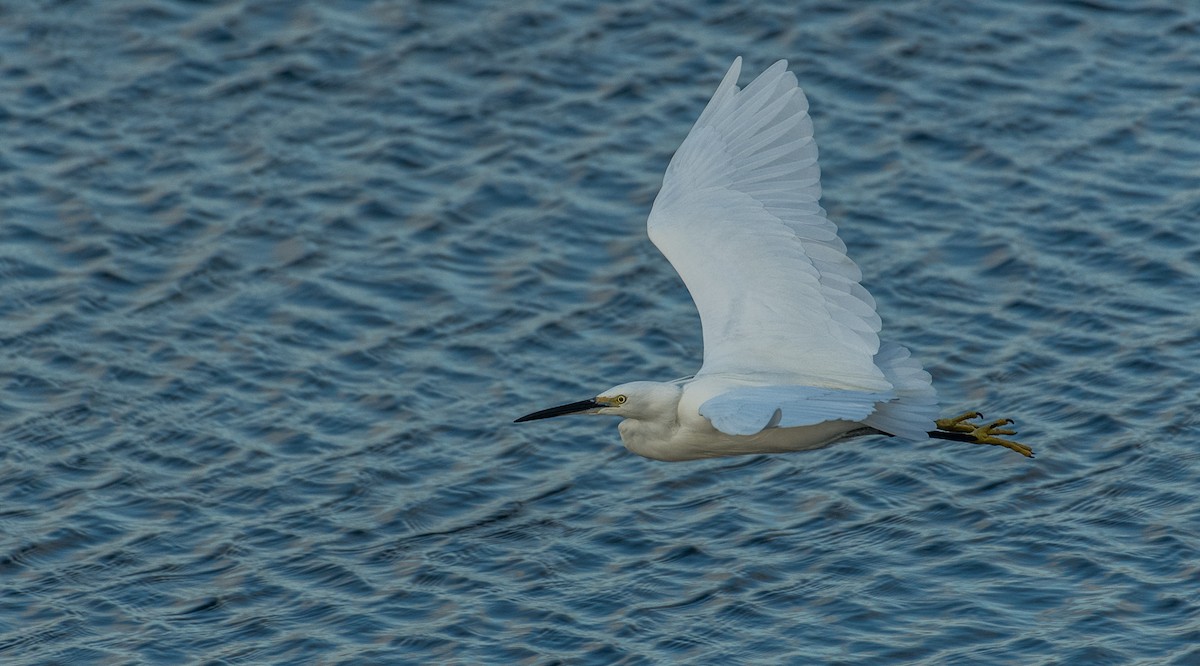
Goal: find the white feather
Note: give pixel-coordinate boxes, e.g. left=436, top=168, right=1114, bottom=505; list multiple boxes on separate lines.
left=700, top=385, right=894, bottom=437
left=518, top=58, right=947, bottom=462
left=648, top=58, right=889, bottom=392
left=864, top=342, right=939, bottom=441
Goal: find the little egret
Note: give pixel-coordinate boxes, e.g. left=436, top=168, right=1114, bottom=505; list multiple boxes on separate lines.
left=516, top=58, right=1032, bottom=461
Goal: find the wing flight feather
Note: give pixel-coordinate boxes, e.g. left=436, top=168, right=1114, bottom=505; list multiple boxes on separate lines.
left=648, top=57, right=889, bottom=391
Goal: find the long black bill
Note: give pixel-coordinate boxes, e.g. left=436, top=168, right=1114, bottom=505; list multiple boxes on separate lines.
left=514, top=399, right=599, bottom=423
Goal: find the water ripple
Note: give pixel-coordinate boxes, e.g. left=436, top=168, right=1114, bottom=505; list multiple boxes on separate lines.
left=1, top=0, right=1199, bottom=664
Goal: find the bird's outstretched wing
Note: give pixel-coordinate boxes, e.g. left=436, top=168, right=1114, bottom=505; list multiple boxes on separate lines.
left=648, top=58, right=889, bottom=392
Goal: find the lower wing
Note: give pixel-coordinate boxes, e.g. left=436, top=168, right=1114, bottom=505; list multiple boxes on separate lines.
left=699, top=385, right=894, bottom=436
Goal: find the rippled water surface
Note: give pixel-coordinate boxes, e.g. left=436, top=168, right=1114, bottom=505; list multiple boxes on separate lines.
left=2, top=1, right=1199, bottom=663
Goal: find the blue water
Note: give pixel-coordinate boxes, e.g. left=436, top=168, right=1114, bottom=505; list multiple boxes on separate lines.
left=2, top=1, right=1198, bottom=663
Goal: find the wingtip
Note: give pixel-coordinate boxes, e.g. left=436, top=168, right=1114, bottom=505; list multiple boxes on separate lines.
left=725, top=56, right=743, bottom=82
left=724, top=57, right=791, bottom=84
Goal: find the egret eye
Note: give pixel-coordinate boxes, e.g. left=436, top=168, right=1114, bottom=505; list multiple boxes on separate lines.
left=614, top=395, right=627, bottom=405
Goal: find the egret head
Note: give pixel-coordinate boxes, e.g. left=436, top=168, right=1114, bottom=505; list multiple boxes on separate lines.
left=514, top=381, right=680, bottom=423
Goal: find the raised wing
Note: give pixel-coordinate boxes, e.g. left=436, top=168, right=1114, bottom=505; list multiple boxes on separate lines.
left=648, top=58, right=889, bottom=392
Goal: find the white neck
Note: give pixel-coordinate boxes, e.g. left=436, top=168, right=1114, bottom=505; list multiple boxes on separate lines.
left=618, top=416, right=679, bottom=459
left=611, top=381, right=682, bottom=459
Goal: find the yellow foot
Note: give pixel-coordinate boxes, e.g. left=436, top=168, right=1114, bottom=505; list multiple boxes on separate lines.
left=936, top=411, right=1034, bottom=458
left=935, top=411, right=984, bottom=433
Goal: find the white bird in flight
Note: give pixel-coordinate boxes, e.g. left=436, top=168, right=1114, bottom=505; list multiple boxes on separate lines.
left=516, top=58, right=1032, bottom=461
